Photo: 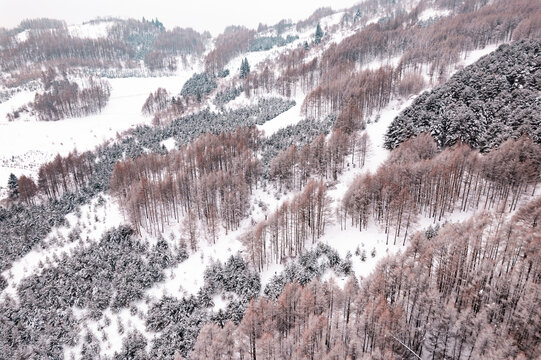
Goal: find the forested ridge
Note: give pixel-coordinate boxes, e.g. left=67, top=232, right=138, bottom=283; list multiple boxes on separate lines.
left=385, top=39, right=541, bottom=151
left=1, top=0, right=541, bottom=358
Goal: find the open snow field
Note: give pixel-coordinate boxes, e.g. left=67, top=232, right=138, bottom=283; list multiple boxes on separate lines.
left=0, top=66, right=198, bottom=196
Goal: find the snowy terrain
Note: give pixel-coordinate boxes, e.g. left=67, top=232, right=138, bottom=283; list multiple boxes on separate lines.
left=0, top=63, right=200, bottom=197
left=0, top=5, right=524, bottom=357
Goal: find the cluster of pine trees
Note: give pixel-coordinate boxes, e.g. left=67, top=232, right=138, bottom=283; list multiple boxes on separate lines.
left=386, top=38, right=541, bottom=151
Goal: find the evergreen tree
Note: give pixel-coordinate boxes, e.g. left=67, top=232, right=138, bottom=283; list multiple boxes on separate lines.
left=304, top=41, right=309, bottom=50
left=314, top=23, right=323, bottom=44
left=354, top=9, right=362, bottom=23
left=240, top=58, right=250, bottom=79
left=7, top=173, right=18, bottom=200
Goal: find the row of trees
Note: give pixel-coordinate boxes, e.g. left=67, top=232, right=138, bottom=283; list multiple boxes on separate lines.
left=141, top=87, right=169, bottom=116
left=110, top=127, right=263, bottom=235
left=270, top=130, right=369, bottom=191
left=0, top=30, right=133, bottom=72
left=31, top=77, right=111, bottom=121
left=241, top=180, right=331, bottom=271
left=205, top=26, right=255, bottom=74
left=37, top=151, right=96, bottom=200
left=342, top=134, right=541, bottom=245
left=1, top=18, right=208, bottom=85
left=190, top=194, right=541, bottom=359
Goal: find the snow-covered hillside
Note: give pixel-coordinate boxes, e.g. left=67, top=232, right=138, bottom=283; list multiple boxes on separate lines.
left=2, top=0, right=540, bottom=357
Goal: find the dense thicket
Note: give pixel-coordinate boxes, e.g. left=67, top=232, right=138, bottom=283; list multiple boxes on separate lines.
left=180, top=72, right=218, bottom=102
left=385, top=39, right=541, bottom=151
left=344, top=134, right=541, bottom=245
left=0, top=226, right=185, bottom=359
left=242, top=180, right=331, bottom=271
left=111, top=127, right=262, bottom=235
left=191, top=195, right=541, bottom=359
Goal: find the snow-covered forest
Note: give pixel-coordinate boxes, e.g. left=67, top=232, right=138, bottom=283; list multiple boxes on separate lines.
left=1, top=0, right=541, bottom=359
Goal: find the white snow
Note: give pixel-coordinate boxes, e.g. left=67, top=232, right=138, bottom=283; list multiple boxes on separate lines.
left=1, top=195, right=125, bottom=301
left=68, top=21, right=114, bottom=39
left=15, top=29, right=29, bottom=42
left=418, top=8, right=451, bottom=22
left=257, top=92, right=306, bottom=137
left=0, top=65, right=198, bottom=194
left=145, top=223, right=245, bottom=299
left=460, top=43, right=501, bottom=68
left=160, top=137, right=176, bottom=151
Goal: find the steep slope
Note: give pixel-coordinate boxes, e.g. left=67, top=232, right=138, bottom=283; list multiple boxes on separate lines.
left=385, top=39, right=541, bottom=151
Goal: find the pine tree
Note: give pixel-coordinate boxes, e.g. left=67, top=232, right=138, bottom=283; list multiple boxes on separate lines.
left=354, top=9, right=362, bottom=23
left=240, top=58, right=250, bottom=79
left=7, top=173, right=18, bottom=200
left=314, top=23, right=323, bottom=44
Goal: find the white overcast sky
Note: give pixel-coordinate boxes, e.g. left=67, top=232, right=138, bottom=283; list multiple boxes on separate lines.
left=0, top=0, right=361, bottom=34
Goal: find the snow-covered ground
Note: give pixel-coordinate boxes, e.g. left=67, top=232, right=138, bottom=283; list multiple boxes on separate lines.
left=418, top=8, right=451, bottom=22
left=1, top=195, right=125, bottom=302
left=0, top=64, right=199, bottom=196
left=68, top=21, right=114, bottom=39
left=257, top=92, right=306, bottom=136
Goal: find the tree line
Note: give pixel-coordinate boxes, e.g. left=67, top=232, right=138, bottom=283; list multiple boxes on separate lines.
left=241, top=179, right=331, bottom=271
left=189, top=193, right=541, bottom=359
left=110, top=127, right=263, bottom=236
left=342, top=134, right=541, bottom=245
